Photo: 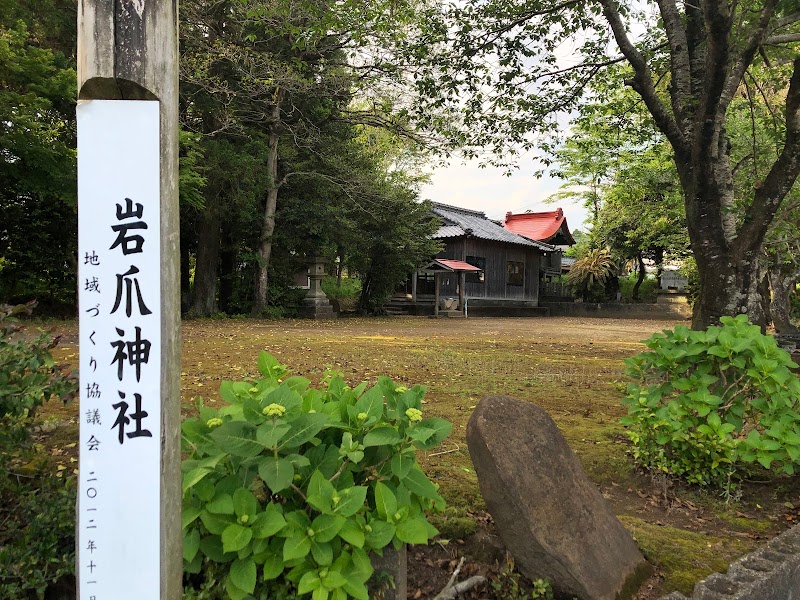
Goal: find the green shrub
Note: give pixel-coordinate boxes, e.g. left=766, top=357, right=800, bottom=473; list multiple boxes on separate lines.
left=0, top=301, right=77, bottom=418
left=619, top=274, right=659, bottom=303
left=182, top=352, right=451, bottom=600
left=321, top=276, right=361, bottom=302
left=621, top=315, right=800, bottom=490
left=0, top=432, right=77, bottom=599
left=0, top=305, right=78, bottom=598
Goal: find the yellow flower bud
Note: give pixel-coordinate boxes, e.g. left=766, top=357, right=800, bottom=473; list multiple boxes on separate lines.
left=262, top=403, right=286, bottom=417
left=405, top=408, right=423, bottom=423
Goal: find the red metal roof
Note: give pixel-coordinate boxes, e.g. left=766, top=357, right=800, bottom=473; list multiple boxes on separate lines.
left=503, top=208, right=575, bottom=245
left=431, top=259, right=482, bottom=271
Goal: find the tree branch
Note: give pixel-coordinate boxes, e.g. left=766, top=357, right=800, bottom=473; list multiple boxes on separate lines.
left=737, top=57, right=800, bottom=251
left=656, top=0, right=693, bottom=132
left=597, top=0, right=687, bottom=155
left=765, top=33, right=800, bottom=45
left=720, top=0, right=779, bottom=120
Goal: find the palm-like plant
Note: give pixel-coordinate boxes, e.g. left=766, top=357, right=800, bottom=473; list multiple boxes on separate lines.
left=567, top=247, right=616, bottom=299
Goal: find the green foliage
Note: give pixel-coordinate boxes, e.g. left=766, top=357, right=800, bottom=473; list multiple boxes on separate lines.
left=0, top=434, right=77, bottom=599
left=182, top=352, right=451, bottom=600
left=621, top=316, right=800, bottom=489
left=0, top=302, right=77, bottom=418
left=619, top=274, right=659, bottom=304
left=321, top=277, right=361, bottom=302
left=0, top=14, right=78, bottom=308
left=678, top=258, right=700, bottom=307
left=491, top=555, right=556, bottom=600
left=567, top=248, right=616, bottom=302
left=0, top=302, right=78, bottom=597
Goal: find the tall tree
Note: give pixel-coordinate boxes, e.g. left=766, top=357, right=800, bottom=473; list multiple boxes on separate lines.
left=0, top=1, right=77, bottom=309
left=408, top=0, right=800, bottom=328
left=552, top=74, right=689, bottom=299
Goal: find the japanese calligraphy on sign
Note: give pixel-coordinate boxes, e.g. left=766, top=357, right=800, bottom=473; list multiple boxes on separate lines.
left=77, top=100, right=161, bottom=600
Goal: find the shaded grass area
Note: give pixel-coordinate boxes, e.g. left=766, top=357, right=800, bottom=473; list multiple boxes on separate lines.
left=46, top=315, right=799, bottom=597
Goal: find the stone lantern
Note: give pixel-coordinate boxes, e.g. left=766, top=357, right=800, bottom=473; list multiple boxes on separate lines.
left=299, top=256, right=337, bottom=319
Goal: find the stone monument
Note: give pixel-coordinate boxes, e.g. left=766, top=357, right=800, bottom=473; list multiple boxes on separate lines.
left=467, top=395, right=649, bottom=600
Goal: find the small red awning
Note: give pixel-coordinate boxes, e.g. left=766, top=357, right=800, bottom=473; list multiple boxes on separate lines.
left=421, top=259, right=482, bottom=272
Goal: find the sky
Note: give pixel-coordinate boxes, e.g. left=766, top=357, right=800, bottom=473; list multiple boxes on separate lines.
left=419, top=158, right=591, bottom=234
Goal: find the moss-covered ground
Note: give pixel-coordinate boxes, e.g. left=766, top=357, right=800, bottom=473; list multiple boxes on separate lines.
left=44, top=315, right=800, bottom=598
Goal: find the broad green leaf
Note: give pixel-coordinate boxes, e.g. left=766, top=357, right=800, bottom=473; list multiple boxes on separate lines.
left=362, top=427, right=401, bottom=447
left=311, top=514, right=347, bottom=543
left=402, top=465, right=439, bottom=498
left=259, top=456, right=294, bottom=493
left=284, top=376, right=312, bottom=394
left=354, top=385, right=385, bottom=422
left=207, top=493, right=234, bottom=515
left=390, top=453, right=414, bottom=479
left=374, top=482, right=397, bottom=520
left=299, top=571, right=322, bottom=595
left=219, top=380, right=239, bottom=404
left=265, top=384, right=303, bottom=414
left=283, top=533, right=312, bottom=561
left=200, top=536, right=232, bottom=563
left=233, top=488, right=258, bottom=519
left=258, top=351, right=281, bottom=377
left=211, top=421, right=262, bottom=457
left=322, top=570, right=348, bottom=589
left=343, top=578, right=370, bottom=600
left=257, top=421, right=290, bottom=448
left=280, top=413, right=329, bottom=449
left=311, top=540, right=334, bottom=565
left=307, top=470, right=336, bottom=512
left=366, top=520, right=395, bottom=550
left=350, top=547, right=374, bottom=581
left=263, top=553, right=284, bottom=580
left=395, top=517, right=430, bottom=544
left=183, top=528, right=200, bottom=562
left=334, top=486, right=368, bottom=517
left=225, top=575, right=249, bottom=600
left=200, top=510, right=234, bottom=535
left=242, top=397, right=267, bottom=424
left=230, top=557, right=257, bottom=594
left=182, top=467, right=211, bottom=495
left=415, top=418, right=452, bottom=448
left=251, top=504, right=287, bottom=538
left=338, top=519, right=365, bottom=548
left=222, top=523, right=253, bottom=554
left=312, top=585, right=330, bottom=600
left=182, top=505, right=202, bottom=530
left=408, top=425, right=435, bottom=445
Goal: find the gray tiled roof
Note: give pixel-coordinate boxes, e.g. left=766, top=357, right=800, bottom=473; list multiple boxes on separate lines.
left=431, top=202, right=556, bottom=251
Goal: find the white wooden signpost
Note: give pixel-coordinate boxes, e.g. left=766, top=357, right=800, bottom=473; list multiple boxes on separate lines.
left=77, top=0, right=180, bottom=598
left=77, top=101, right=162, bottom=598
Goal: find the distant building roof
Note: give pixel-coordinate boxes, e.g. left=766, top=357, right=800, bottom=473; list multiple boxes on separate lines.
left=421, top=259, right=483, bottom=272
left=503, top=208, right=576, bottom=246
left=431, top=202, right=555, bottom=251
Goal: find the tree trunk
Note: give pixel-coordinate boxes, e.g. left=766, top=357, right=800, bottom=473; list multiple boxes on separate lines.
left=653, top=247, right=664, bottom=289
left=691, top=251, right=766, bottom=329
left=769, top=271, right=799, bottom=333
left=190, top=208, right=220, bottom=316
left=632, top=253, right=645, bottom=302
left=219, top=223, right=236, bottom=314
left=180, top=229, right=191, bottom=315
left=252, top=94, right=284, bottom=316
